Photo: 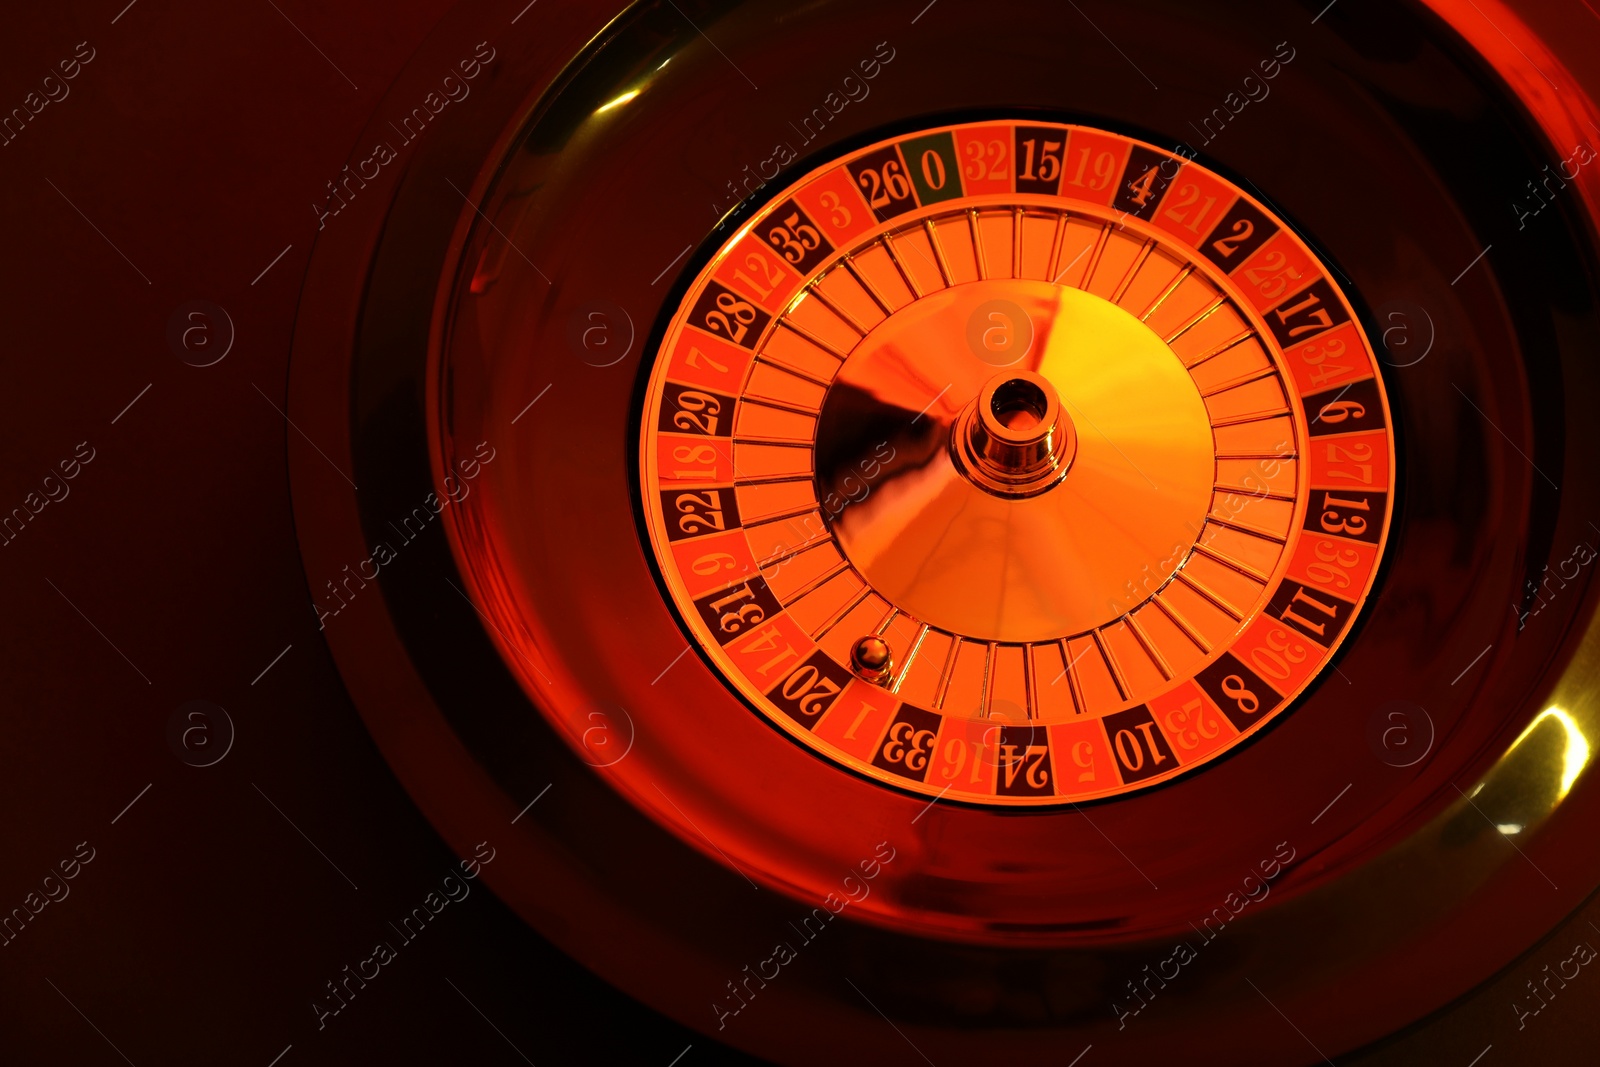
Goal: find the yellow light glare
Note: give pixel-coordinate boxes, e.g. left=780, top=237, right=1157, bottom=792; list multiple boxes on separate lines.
left=1511, top=706, right=1591, bottom=799
left=596, top=90, right=640, bottom=115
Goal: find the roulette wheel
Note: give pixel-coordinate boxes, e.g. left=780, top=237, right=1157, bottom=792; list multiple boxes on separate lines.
left=7, top=0, right=1600, bottom=1064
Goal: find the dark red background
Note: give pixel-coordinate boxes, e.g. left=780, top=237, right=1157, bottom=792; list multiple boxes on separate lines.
left=1, top=1, right=1598, bottom=1064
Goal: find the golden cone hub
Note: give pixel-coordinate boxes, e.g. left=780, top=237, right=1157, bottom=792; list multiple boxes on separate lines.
left=819, top=281, right=1216, bottom=644
left=953, top=370, right=1077, bottom=497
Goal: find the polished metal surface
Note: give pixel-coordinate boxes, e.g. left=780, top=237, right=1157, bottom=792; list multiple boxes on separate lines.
left=823, top=279, right=1218, bottom=643
left=952, top=369, right=1077, bottom=497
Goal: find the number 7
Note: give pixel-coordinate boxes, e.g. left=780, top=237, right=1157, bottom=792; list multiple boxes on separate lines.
left=685, top=345, right=728, bottom=374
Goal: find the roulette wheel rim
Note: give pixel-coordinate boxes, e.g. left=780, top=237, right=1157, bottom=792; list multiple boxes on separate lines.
left=284, top=0, right=1600, bottom=1062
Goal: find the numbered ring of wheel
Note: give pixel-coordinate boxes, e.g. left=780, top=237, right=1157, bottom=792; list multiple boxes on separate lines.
left=639, top=120, right=1396, bottom=808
